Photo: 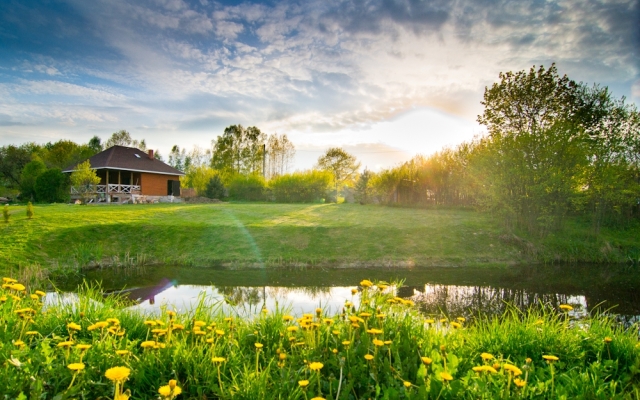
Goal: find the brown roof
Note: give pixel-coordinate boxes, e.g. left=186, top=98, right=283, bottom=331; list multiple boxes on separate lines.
left=63, top=145, right=184, bottom=176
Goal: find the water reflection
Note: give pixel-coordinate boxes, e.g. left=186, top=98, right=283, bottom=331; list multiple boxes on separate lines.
left=57, top=264, right=640, bottom=319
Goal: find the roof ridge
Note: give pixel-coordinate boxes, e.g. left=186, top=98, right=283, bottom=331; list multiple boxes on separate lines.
left=105, top=146, right=115, bottom=165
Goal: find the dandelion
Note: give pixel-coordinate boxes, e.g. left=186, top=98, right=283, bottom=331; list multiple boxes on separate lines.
left=298, top=380, right=309, bottom=387
left=105, top=366, right=130, bottom=382
left=425, top=319, right=435, bottom=324
left=457, top=317, right=466, bottom=322
left=342, top=340, right=351, bottom=346
left=360, top=279, right=373, bottom=287
left=366, top=328, right=383, bottom=335
left=194, top=321, right=206, bottom=327
left=76, top=344, right=92, bottom=351
left=287, top=326, right=298, bottom=332
left=311, top=397, right=325, bottom=400
left=503, top=364, right=522, bottom=376
left=440, top=372, right=453, bottom=381
left=212, top=356, right=226, bottom=362
left=67, top=363, right=85, bottom=371
left=559, top=304, right=573, bottom=311
left=283, top=315, right=294, bottom=322
left=543, top=355, right=559, bottom=362
left=364, top=354, right=374, bottom=361
left=351, top=288, right=358, bottom=295
left=158, top=379, right=182, bottom=399
left=514, top=378, right=526, bottom=387
left=255, top=342, right=263, bottom=349
left=480, top=352, right=494, bottom=361
left=421, top=356, right=432, bottom=365
left=141, top=340, right=156, bottom=348
left=604, top=337, right=612, bottom=343
left=57, top=341, right=74, bottom=348
left=373, top=339, right=384, bottom=347
left=403, top=381, right=411, bottom=388
left=116, top=350, right=130, bottom=356
left=35, top=290, right=46, bottom=297
left=450, top=322, right=462, bottom=329
left=309, top=362, right=323, bottom=371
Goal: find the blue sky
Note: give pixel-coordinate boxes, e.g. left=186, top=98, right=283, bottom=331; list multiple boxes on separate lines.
left=1, top=0, right=638, bottom=170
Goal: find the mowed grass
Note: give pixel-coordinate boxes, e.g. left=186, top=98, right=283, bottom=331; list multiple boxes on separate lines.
left=0, top=203, right=518, bottom=272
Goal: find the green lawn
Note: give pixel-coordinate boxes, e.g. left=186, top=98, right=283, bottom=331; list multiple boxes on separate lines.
left=1, top=202, right=637, bottom=274
left=0, top=203, right=519, bottom=271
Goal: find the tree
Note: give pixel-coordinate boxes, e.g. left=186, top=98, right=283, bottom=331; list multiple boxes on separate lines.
left=20, top=160, right=47, bottom=201
left=35, top=168, right=69, bottom=203
left=181, top=165, right=219, bottom=195
left=354, top=169, right=373, bottom=204
left=204, top=175, right=225, bottom=199
left=316, top=147, right=361, bottom=202
left=70, top=160, right=101, bottom=204
left=211, top=125, right=266, bottom=175
left=88, top=136, right=103, bottom=153
left=0, top=143, right=40, bottom=187
left=104, top=130, right=147, bottom=150
left=266, top=134, right=295, bottom=179
left=168, top=145, right=186, bottom=171
left=38, top=140, right=94, bottom=170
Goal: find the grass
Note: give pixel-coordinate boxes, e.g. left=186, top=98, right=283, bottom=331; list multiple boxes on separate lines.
left=2, top=277, right=639, bottom=399
left=1, top=203, right=638, bottom=275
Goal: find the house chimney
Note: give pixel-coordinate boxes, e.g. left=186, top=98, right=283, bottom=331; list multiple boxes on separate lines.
left=148, top=149, right=154, bottom=160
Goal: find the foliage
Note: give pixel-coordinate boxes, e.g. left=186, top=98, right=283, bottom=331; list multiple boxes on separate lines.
left=204, top=175, right=226, bottom=200
left=354, top=169, right=373, bottom=204
left=104, top=130, right=147, bottom=150
left=26, top=201, right=34, bottom=219
left=211, top=125, right=266, bottom=175
left=70, top=161, right=101, bottom=204
left=316, top=147, right=361, bottom=201
left=3, top=204, right=8, bottom=223
left=181, top=165, right=219, bottom=195
left=269, top=170, right=332, bottom=203
left=0, top=143, right=40, bottom=187
left=87, top=135, right=103, bottom=153
left=1, top=277, right=639, bottom=399
left=227, top=174, right=266, bottom=201
left=265, top=133, right=295, bottom=179
left=37, top=140, right=96, bottom=170
left=34, top=168, right=69, bottom=203
left=19, top=160, right=47, bottom=201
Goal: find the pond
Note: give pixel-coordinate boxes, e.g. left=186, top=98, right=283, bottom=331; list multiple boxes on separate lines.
left=56, top=264, right=640, bottom=323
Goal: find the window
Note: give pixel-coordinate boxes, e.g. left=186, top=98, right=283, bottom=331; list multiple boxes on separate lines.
left=134, top=154, right=141, bottom=158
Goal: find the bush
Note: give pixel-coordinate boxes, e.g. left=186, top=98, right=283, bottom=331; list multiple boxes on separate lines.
left=227, top=174, right=266, bottom=201
left=34, top=168, right=69, bottom=203
left=204, top=175, right=226, bottom=199
left=26, top=201, right=34, bottom=219
left=181, top=166, right=220, bottom=196
left=269, top=170, right=332, bottom=203
left=19, top=160, right=46, bottom=201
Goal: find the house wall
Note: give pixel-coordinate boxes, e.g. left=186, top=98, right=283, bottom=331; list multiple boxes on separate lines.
left=141, top=172, right=180, bottom=196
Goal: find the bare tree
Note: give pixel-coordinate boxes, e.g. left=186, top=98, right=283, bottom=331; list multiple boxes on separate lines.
left=266, top=133, right=295, bottom=179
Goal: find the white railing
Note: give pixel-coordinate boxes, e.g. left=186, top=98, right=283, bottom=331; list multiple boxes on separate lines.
left=71, top=184, right=141, bottom=194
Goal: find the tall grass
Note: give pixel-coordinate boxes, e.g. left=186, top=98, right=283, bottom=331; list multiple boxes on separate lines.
left=2, top=277, right=639, bottom=399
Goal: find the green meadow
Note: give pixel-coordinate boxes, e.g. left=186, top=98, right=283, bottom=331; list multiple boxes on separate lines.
left=1, top=203, right=639, bottom=275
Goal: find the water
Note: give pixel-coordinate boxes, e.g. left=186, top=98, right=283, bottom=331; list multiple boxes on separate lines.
left=57, top=264, right=640, bottom=321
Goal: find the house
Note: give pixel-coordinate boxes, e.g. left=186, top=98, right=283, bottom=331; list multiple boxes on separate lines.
left=63, top=145, right=185, bottom=203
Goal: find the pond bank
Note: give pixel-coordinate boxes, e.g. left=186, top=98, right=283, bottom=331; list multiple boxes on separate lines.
left=1, top=203, right=638, bottom=274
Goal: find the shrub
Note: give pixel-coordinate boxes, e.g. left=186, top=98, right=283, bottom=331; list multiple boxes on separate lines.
left=19, top=160, right=46, bottom=201
left=204, top=175, right=226, bottom=199
left=26, top=201, right=34, bottom=219
left=227, top=174, right=266, bottom=201
left=3, top=204, right=8, bottom=223
left=269, top=170, right=332, bottom=203
left=181, top=165, right=220, bottom=196
left=34, top=168, right=69, bottom=203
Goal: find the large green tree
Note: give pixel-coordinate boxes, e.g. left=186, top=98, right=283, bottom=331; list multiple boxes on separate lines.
left=0, top=143, right=40, bottom=187
left=211, top=125, right=266, bottom=175
left=19, top=160, right=47, bottom=201
left=316, top=147, right=361, bottom=202
left=34, top=168, right=69, bottom=203
left=70, top=160, right=101, bottom=204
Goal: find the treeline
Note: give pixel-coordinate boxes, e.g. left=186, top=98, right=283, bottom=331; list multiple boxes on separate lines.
left=357, top=65, right=640, bottom=235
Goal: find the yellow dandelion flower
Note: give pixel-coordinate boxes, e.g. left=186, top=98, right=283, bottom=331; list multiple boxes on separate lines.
left=287, top=326, right=298, bottom=332
left=107, top=318, right=120, bottom=325
left=14, top=340, right=25, bottom=347
left=323, top=318, right=333, bottom=325
left=255, top=342, right=263, bottom=349
left=104, top=366, right=130, bottom=382
left=194, top=321, right=206, bottom=327
left=116, top=350, right=130, bottom=356
left=542, top=355, right=559, bottom=362
left=403, top=381, right=411, bottom=388
left=35, top=290, right=46, bottom=297
left=366, top=328, right=383, bottom=335
left=10, top=283, right=26, bottom=291
left=604, top=337, right=613, bottom=343
left=332, top=330, right=340, bottom=335
left=440, top=372, right=453, bottom=381
left=57, top=341, right=74, bottom=348
left=376, top=314, right=386, bottom=319
left=480, top=352, right=494, bottom=361
left=360, top=279, right=373, bottom=287
left=2, top=277, right=17, bottom=283
left=298, top=380, right=309, bottom=387
left=308, top=362, right=323, bottom=371
left=144, top=320, right=157, bottom=326
left=342, top=340, right=351, bottom=346
left=503, top=364, right=522, bottom=376
left=30, top=294, right=39, bottom=300
left=311, top=397, right=325, bottom=400
left=25, top=331, right=39, bottom=336
left=373, top=339, right=384, bottom=347
left=283, top=315, right=294, bottom=322
left=215, top=329, right=225, bottom=336
left=425, top=319, right=435, bottom=324
left=67, top=322, right=81, bottom=331
left=76, top=344, right=91, bottom=351
left=559, top=304, right=573, bottom=311
left=359, top=312, right=372, bottom=318
left=514, top=378, right=526, bottom=387
left=421, top=356, right=432, bottom=365
left=351, top=288, right=358, bottom=295
left=212, top=357, right=226, bottom=363
left=450, top=322, right=462, bottom=329
left=364, top=354, right=374, bottom=360
left=141, top=341, right=156, bottom=348
left=67, top=363, right=85, bottom=371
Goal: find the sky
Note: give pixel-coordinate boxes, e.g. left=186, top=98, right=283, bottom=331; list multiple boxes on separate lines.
left=1, top=0, right=638, bottom=171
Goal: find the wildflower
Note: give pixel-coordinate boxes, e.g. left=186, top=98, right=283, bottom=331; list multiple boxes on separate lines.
left=76, top=344, right=92, bottom=351
left=116, top=350, right=130, bottom=356
left=172, top=324, right=185, bottom=331
left=308, top=362, right=323, bottom=371
left=88, top=321, right=109, bottom=330
left=141, top=341, right=156, bottom=348
left=403, top=381, right=412, bottom=388
left=440, top=372, right=453, bottom=381
left=503, top=364, right=522, bottom=376
left=604, top=337, right=613, bottom=343
left=332, top=348, right=338, bottom=354
left=215, top=329, right=225, bottom=336
left=283, top=315, right=294, bottom=322
left=194, top=321, right=206, bottom=327
left=514, top=378, right=526, bottom=388
left=212, top=357, right=226, bottom=363
left=144, top=320, right=157, bottom=327
left=167, top=310, right=176, bottom=318
left=35, top=290, right=46, bottom=297
left=25, top=331, right=38, bottom=336
left=67, top=363, right=85, bottom=371
left=67, top=322, right=82, bottom=331
left=373, top=339, right=384, bottom=347
left=351, top=288, right=358, bottom=295
left=107, top=318, right=120, bottom=325
left=105, top=366, right=131, bottom=382
left=480, top=352, right=494, bottom=361
left=57, top=341, right=74, bottom=348
left=158, top=380, right=182, bottom=398
left=311, top=397, right=325, bottom=400
left=534, top=319, right=544, bottom=325
left=14, top=340, right=25, bottom=347
left=359, top=312, right=372, bottom=318
left=342, top=340, right=351, bottom=346
left=360, top=279, right=373, bottom=287
left=450, top=322, right=462, bottom=329
left=559, top=304, right=573, bottom=311
left=287, top=326, right=298, bottom=332
left=323, top=318, right=334, bottom=325
left=332, top=330, right=340, bottom=335
left=425, top=319, right=435, bottom=324
left=298, top=380, right=309, bottom=387
left=366, top=328, right=383, bottom=335
left=279, top=353, right=287, bottom=360
left=10, top=283, right=26, bottom=291
left=421, top=357, right=432, bottom=365
left=2, top=277, right=17, bottom=283
left=457, top=317, right=466, bottom=322
left=30, top=294, right=39, bottom=300
left=364, top=354, right=374, bottom=360
left=472, top=366, right=497, bottom=373
left=526, top=357, right=532, bottom=364
left=255, top=343, right=263, bottom=349
left=224, top=317, right=233, bottom=322
left=543, top=355, right=559, bottom=362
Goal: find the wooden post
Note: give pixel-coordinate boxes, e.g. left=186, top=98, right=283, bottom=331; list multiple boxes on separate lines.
left=106, top=170, right=110, bottom=203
